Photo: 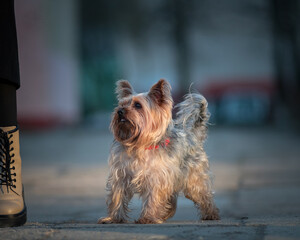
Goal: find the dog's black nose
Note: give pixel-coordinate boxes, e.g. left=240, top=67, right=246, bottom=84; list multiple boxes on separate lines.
left=118, top=108, right=125, bottom=116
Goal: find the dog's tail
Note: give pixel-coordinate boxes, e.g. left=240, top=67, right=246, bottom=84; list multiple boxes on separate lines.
left=174, top=93, right=210, bottom=141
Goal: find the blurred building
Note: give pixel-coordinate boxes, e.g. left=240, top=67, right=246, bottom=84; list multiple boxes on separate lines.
left=15, top=0, right=80, bottom=127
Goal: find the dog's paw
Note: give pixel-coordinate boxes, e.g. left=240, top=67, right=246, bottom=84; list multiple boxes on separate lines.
left=97, top=217, right=127, bottom=224
left=201, top=212, right=220, bottom=220
left=135, top=218, right=163, bottom=224
left=97, top=217, right=113, bottom=224
left=202, top=214, right=220, bottom=220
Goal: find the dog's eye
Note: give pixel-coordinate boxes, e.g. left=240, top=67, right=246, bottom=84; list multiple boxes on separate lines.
left=134, top=102, right=142, bottom=109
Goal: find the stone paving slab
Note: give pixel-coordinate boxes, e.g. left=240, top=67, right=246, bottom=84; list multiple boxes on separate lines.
left=1, top=218, right=300, bottom=240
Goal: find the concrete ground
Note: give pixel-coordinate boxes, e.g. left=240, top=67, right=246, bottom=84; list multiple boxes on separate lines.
left=1, top=125, right=300, bottom=239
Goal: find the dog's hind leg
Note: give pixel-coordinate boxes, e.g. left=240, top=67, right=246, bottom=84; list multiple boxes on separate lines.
left=183, top=163, right=220, bottom=220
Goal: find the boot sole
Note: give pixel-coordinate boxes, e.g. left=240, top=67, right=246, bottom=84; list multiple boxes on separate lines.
left=0, top=207, right=27, bottom=228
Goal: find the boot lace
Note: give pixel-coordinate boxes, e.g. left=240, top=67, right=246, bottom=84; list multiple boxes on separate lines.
left=0, top=128, right=18, bottom=195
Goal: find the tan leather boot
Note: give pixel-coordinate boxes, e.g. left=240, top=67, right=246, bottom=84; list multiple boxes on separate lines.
left=0, top=126, right=26, bottom=227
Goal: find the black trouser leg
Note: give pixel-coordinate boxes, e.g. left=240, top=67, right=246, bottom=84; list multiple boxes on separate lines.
left=0, top=81, right=17, bottom=127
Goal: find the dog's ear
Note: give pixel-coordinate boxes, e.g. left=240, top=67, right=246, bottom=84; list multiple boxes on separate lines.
left=115, top=80, right=134, bottom=100
left=148, top=79, right=172, bottom=106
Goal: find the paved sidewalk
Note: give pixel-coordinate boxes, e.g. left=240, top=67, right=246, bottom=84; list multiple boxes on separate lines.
left=1, top=126, right=300, bottom=239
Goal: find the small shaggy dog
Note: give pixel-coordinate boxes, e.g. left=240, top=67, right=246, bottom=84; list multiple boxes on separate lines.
left=98, top=79, right=219, bottom=224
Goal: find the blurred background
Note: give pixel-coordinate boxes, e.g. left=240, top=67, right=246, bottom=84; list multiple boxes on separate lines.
left=12, top=0, right=300, bottom=223
left=15, top=0, right=300, bottom=128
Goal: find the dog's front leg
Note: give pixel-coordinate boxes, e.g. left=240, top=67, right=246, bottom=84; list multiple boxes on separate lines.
left=98, top=176, right=133, bottom=224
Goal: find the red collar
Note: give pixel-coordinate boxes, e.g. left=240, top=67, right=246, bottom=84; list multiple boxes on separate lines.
left=145, top=139, right=170, bottom=150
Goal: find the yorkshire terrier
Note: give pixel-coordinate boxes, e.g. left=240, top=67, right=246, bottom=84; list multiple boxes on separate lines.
left=98, top=79, right=219, bottom=224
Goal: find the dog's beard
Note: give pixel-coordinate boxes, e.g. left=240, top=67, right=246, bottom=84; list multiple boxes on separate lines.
left=111, top=114, right=140, bottom=144
left=116, top=121, right=134, bottom=141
